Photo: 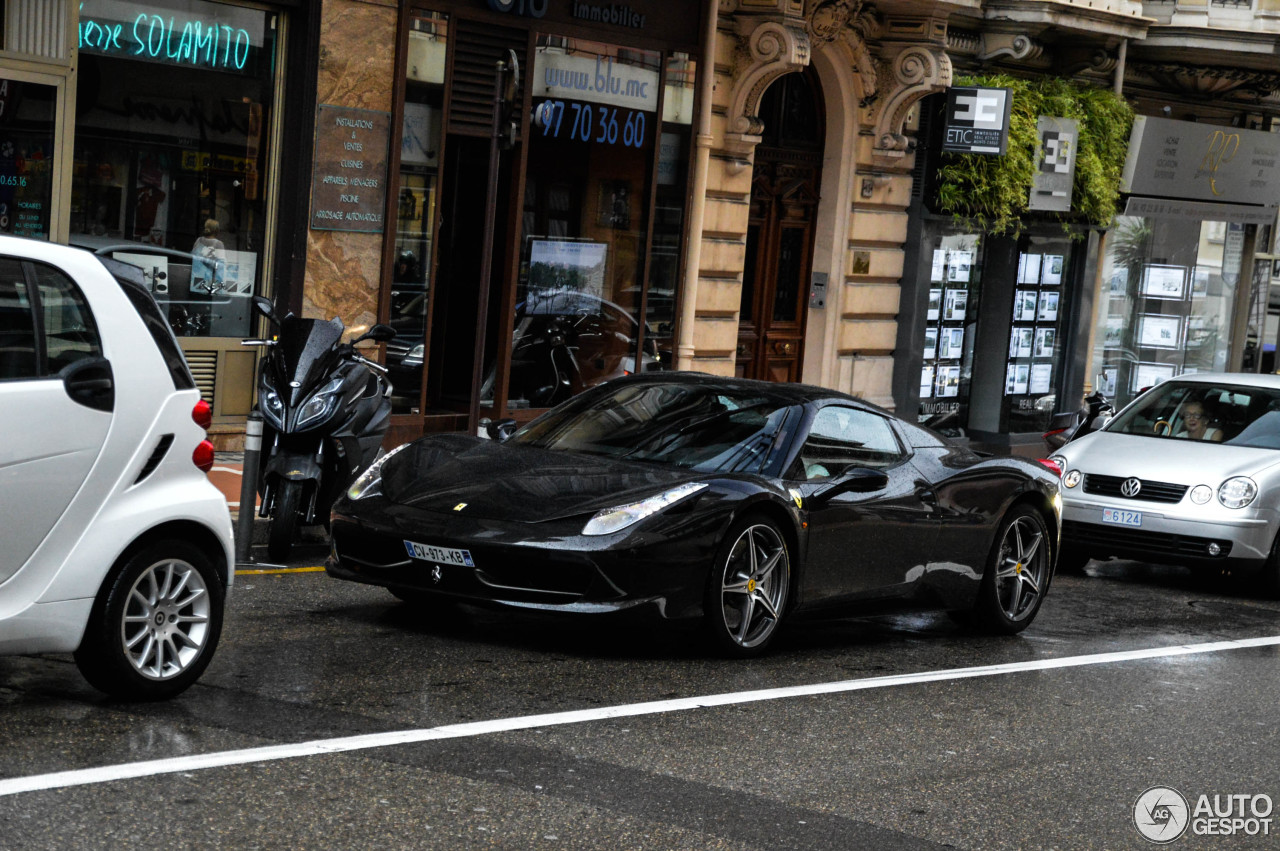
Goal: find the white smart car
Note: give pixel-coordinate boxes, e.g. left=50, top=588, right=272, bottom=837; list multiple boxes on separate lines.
left=0, top=236, right=233, bottom=699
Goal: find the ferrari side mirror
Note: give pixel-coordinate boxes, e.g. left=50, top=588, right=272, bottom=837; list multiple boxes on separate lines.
left=809, top=466, right=888, bottom=507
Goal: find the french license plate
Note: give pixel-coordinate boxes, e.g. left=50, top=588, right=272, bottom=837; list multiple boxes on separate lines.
left=403, top=540, right=475, bottom=567
left=1102, top=508, right=1142, bottom=527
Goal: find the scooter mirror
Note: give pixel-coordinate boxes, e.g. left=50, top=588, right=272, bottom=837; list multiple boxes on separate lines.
left=356, top=324, right=397, bottom=344
left=486, top=418, right=519, bottom=442
left=252, top=296, right=279, bottom=324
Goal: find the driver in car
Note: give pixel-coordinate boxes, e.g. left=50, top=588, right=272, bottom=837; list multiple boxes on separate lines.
left=1176, top=400, right=1223, bottom=442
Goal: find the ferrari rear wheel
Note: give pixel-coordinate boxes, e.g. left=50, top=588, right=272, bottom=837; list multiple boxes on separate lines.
left=1259, top=532, right=1280, bottom=599
left=973, top=506, right=1051, bottom=635
left=705, top=516, right=790, bottom=657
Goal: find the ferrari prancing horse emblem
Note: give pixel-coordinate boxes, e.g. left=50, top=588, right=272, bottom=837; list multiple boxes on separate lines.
left=431, top=565, right=442, bottom=583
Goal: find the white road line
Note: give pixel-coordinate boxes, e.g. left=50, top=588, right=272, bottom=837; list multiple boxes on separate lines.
left=210, top=466, right=242, bottom=475
left=4, top=635, right=1278, bottom=797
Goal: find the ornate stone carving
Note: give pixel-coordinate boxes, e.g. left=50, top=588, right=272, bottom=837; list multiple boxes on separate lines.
left=807, top=0, right=859, bottom=43
left=726, top=19, right=812, bottom=150
left=868, top=43, right=951, bottom=162
left=1132, top=62, right=1280, bottom=98
left=976, top=32, right=1043, bottom=63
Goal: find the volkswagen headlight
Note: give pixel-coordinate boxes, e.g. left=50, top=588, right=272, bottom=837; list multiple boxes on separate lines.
left=1062, top=469, right=1081, bottom=489
left=347, top=443, right=409, bottom=501
left=295, top=377, right=346, bottom=430
left=582, top=483, right=708, bottom=536
left=1189, top=485, right=1213, bottom=505
left=1218, top=477, right=1257, bottom=509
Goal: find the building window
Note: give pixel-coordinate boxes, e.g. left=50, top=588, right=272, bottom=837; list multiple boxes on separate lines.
left=386, top=11, right=448, bottom=415
left=1091, top=216, right=1241, bottom=408
left=0, top=77, right=57, bottom=240
left=71, top=0, right=278, bottom=339
left=497, top=35, right=673, bottom=410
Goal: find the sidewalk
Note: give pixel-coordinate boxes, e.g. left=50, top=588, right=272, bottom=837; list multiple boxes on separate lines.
left=210, top=452, right=255, bottom=514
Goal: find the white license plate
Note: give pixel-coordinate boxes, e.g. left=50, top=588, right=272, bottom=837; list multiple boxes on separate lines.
left=1102, top=508, right=1142, bottom=527
left=403, top=540, right=475, bottom=567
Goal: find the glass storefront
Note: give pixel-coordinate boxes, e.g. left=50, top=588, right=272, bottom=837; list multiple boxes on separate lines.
left=0, top=77, right=57, bottom=240
left=1005, top=234, right=1073, bottom=433
left=488, top=35, right=691, bottom=413
left=916, top=232, right=982, bottom=436
left=386, top=12, right=447, bottom=414
left=1091, top=216, right=1241, bottom=410
left=72, top=0, right=278, bottom=339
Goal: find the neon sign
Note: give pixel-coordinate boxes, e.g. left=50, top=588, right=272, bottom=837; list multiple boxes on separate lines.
left=78, top=2, right=261, bottom=72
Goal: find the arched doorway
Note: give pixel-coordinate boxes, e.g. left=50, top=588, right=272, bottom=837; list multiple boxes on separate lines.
left=736, top=69, right=825, bottom=382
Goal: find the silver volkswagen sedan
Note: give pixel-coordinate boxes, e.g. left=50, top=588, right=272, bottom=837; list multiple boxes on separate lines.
left=1049, top=373, right=1280, bottom=595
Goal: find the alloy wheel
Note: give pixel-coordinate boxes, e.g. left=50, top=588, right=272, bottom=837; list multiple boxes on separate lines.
left=120, top=558, right=213, bottom=681
left=719, top=523, right=789, bottom=649
left=993, top=516, right=1047, bottom=621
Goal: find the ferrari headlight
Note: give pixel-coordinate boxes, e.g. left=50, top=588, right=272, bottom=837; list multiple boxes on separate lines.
left=1218, top=477, right=1257, bottom=509
left=260, top=386, right=284, bottom=427
left=1062, top=469, right=1081, bottom=489
left=296, top=377, right=345, bottom=429
left=1189, top=485, right=1213, bottom=505
left=582, top=482, right=708, bottom=536
left=347, top=443, right=409, bottom=501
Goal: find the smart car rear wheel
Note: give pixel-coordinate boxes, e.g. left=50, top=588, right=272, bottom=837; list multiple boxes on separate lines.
left=972, top=506, right=1051, bottom=635
left=705, top=516, right=790, bottom=657
left=74, top=540, right=224, bottom=700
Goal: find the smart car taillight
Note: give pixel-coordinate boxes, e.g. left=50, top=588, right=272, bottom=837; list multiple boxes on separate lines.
left=193, top=439, right=215, bottom=473
left=192, top=399, right=213, bottom=430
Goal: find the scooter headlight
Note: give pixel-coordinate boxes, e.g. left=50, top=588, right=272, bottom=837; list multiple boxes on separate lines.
left=404, top=343, right=425, bottom=368
left=295, top=377, right=346, bottom=430
left=260, top=387, right=285, bottom=428
left=347, top=443, right=410, bottom=501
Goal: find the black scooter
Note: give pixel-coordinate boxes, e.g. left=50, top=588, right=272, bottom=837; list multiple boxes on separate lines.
left=1043, top=390, right=1113, bottom=451
left=243, top=297, right=396, bottom=560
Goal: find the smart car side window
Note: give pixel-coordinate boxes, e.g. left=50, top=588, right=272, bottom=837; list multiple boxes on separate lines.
left=796, top=406, right=905, bottom=479
left=0, top=258, right=38, bottom=380
left=31, top=263, right=102, bottom=375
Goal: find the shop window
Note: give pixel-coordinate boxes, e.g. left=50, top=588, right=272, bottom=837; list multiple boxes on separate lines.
left=499, top=36, right=667, bottom=411
left=0, top=77, right=57, bottom=240
left=1005, top=236, right=1071, bottom=433
left=1092, top=216, right=1241, bottom=409
left=71, top=0, right=278, bottom=339
left=386, top=12, right=448, bottom=414
left=916, top=233, right=982, bottom=436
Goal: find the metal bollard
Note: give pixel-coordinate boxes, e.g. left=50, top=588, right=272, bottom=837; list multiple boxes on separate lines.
left=235, top=412, right=264, bottom=565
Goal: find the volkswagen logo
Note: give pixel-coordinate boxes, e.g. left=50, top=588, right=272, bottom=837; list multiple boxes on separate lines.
left=1120, top=477, right=1143, bottom=498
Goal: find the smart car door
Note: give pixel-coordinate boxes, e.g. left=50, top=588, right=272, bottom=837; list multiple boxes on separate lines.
left=0, top=258, right=112, bottom=584
left=795, top=406, right=939, bottom=604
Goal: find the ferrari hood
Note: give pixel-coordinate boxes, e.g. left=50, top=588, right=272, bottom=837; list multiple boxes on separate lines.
left=380, top=434, right=700, bottom=522
left=1060, top=430, right=1280, bottom=483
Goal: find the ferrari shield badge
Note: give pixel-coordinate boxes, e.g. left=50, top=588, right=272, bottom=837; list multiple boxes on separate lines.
left=789, top=488, right=803, bottom=509
left=454, top=502, right=467, bottom=511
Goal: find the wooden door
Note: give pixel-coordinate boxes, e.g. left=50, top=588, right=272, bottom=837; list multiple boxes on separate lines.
left=736, top=71, right=823, bottom=382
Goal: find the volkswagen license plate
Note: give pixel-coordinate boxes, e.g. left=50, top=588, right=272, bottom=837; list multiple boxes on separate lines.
left=403, top=540, right=474, bottom=567
left=1102, top=508, right=1142, bottom=527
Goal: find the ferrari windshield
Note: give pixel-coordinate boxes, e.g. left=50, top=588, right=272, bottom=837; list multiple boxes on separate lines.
left=511, top=382, right=793, bottom=473
left=1107, top=381, right=1280, bottom=449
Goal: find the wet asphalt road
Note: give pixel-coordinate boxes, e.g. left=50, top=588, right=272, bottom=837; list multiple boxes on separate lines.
left=2, top=548, right=1279, bottom=851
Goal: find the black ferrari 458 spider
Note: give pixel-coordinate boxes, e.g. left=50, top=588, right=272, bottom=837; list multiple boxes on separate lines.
left=326, top=373, right=1061, bottom=655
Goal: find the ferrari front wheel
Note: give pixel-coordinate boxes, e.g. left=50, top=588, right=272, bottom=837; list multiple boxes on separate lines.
left=705, top=516, right=790, bottom=657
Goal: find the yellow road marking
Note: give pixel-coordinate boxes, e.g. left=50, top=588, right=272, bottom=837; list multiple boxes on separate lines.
left=235, top=566, right=326, bottom=576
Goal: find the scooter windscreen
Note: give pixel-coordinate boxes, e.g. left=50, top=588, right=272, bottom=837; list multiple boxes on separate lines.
left=275, top=316, right=345, bottom=404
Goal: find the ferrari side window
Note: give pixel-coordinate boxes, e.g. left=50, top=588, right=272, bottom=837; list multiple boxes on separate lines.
left=798, top=406, right=905, bottom=479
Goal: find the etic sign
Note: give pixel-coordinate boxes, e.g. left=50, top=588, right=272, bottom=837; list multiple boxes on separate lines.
left=942, top=87, right=1012, bottom=156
